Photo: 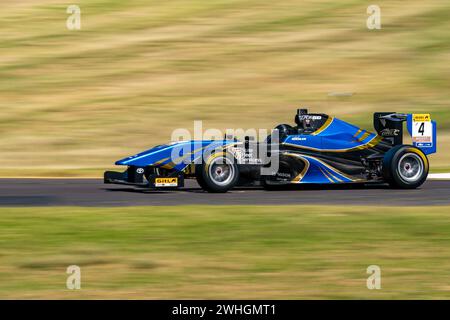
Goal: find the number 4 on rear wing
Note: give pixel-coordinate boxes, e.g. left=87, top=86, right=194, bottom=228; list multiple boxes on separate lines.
left=406, top=114, right=437, bottom=155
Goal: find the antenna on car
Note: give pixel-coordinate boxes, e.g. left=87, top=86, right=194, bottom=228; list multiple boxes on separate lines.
left=298, top=108, right=308, bottom=115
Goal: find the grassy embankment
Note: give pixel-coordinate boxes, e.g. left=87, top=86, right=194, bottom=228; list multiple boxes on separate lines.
left=1, top=205, right=450, bottom=299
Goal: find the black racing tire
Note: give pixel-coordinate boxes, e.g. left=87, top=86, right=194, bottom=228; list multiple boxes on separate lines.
left=195, top=152, right=239, bottom=193
left=195, top=167, right=208, bottom=190
left=382, top=145, right=429, bottom=189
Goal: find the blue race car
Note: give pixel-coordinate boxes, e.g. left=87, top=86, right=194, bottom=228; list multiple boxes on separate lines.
left=104, top=109, right=437, bottom=192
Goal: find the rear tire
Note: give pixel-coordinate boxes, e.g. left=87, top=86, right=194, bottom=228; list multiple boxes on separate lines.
left=383, top=145, right=429, bottom=189
left=196, top=152, right=239, bottom=193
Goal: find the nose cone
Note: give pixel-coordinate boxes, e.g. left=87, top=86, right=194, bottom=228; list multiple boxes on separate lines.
left=115, top=156, right=138, bottom=166
left=113, top=140, right=232, bottom=168
left=114, top=144, right=170, bottom=166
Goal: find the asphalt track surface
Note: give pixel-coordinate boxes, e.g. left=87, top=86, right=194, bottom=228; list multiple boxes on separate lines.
left=1, top=179, right=450, bottom=207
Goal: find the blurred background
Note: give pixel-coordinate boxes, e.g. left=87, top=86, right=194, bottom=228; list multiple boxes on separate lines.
left=0, top=0, right=449, bottom=175
left=1, top=1, right=450, bottom=300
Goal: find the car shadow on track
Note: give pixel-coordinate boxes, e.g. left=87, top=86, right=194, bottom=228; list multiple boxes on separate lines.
left=103, top=188, right=172, bottom=194
left=104, top=183, right=391, bottom=194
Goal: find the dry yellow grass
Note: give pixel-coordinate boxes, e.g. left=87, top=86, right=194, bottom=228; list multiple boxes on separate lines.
left=0, top=0, right=449, bottom=174
left=2, top=205, right=450, bottom=299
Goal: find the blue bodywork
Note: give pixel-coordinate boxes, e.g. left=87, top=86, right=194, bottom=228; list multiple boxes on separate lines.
left=284, top=153, right=357, bottom=184
left=279, top=117, right=380, bottom=183
left=282, top=117, right=380, bottom=152
left=116, top=140, right=236, bottom=171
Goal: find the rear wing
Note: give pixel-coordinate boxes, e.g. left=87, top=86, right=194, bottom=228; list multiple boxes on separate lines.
left=374, top=112, right=437, bottom=155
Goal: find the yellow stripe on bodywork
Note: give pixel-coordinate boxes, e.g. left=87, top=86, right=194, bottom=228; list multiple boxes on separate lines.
left=312, top=117, right=334, bottom=136
left=367, top=135, right=383, bottom=148
left=319, top=167, right=335, bottom=183
left=285, top=153, right=364, bottom=182
left=313, top=157, right=358, bottom=182
left=292, top=158, right=310, bottom=182
left=152, top=157, right=170, bottom=166
left=353, top=129, right=363, bottom=138
left=323, top=167, right=343, bottom=182
left=285, top=153, right=359, bottom=183
left=357, top=132, right=372, bottom=142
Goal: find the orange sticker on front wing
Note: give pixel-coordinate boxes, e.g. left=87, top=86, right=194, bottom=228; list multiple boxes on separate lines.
left=155, top=178, right=178, bottom=187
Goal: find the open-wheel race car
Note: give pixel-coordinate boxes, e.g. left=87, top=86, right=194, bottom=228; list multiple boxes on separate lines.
left=105, top=109, right=437, bottom=193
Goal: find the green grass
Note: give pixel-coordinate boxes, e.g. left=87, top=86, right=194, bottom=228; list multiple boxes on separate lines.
left=1, top=205, right=450, bottom=299
left=0, top=0, right=449, bottom=174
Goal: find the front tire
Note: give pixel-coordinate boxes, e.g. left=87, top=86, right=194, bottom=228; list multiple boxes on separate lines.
left=195, top=152, right=239, bottom=193
left=383, top=145, right=429, bottom=189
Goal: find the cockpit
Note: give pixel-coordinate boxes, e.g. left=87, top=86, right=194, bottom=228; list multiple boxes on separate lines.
left=273, top=109, right=329, bottom=139
left=294, top=109, right=329, bottom=134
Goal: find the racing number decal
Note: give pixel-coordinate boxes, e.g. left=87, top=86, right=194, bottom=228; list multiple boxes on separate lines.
left=412, top=114, right=432, bottom=147
left=418, top=122, right=425, bottom=136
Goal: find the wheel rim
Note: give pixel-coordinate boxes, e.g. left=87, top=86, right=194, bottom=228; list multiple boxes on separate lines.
left=208, top=157, right=235, bottom=186
left=398, top=153, right=423, bottom=183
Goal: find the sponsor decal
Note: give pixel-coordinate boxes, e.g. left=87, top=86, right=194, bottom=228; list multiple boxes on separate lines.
left=155, top=177, right=178, bottom=187
left=227, top=146, right=262, bottom=164
left=298, top=115, right=322, bottom=121
left=228, top=147, right=245, bottom=161
left=380, top=128, right=400, bottom=136
left=276, top=172, right=291, bottom=178
left=136, top=168, right=145, bottom=174
left=291, top=137, right=307, bottom=141
left=413, top=114, right=431, bottom=122
left=412, top=114, right=433, bottom=147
